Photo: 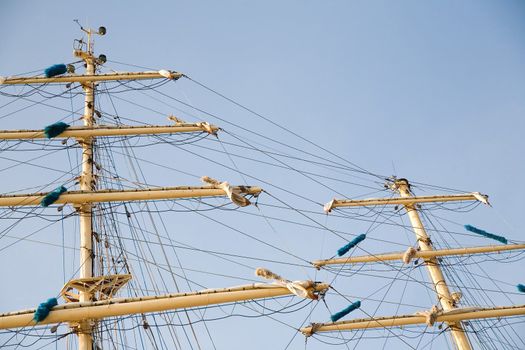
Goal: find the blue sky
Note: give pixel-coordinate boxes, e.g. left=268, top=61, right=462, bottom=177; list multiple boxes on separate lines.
left=1, top=1, right=524, bottom=349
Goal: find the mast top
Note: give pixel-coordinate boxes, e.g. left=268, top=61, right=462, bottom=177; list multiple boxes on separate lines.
left=73, top=20, right=107, bottom=64
left=383, top=177, right=411, bottom=193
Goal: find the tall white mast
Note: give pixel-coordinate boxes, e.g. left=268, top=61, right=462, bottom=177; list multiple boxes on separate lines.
left=76, top=25, right=98, bottom=350
left=0, top=26, right=330, bottom=349
left=317, top=178, right=499, bottom=349
left=393, top=179, right=472, bottom=350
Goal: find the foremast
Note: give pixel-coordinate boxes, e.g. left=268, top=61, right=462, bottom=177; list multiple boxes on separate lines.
left=393, top=179, right=472, bottom=349
left=304, top=178, right=525, bottom=349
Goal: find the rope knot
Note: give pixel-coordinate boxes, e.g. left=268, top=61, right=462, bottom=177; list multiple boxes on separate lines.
left=201, top=176, right=252, bottom=207
left=402, top=246, right=417, bottom=264
left=416, top=305, right=441, bottom=326
left=255, top=267, right=317, bottom=300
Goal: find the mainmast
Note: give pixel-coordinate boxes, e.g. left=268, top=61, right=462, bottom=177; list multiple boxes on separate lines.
left=0, top=25, right=330, bottom=349
left=77, top=24, right=98, bottom=350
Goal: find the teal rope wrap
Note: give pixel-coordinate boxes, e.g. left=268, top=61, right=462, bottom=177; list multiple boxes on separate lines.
left=44, top=122, right=70, bottom=139
left=33, top=298, right=58, bottom=322
left=331, top=301, right=361, bottom=322
left=40, top=186, right=67, bottom=207
left=44, top=64, right=67, bottom=78
left=518, top=284, right=525, bottom=293
left=337, top=234, right=366, bottom=257
left=464, top=225, right=507, bottom=244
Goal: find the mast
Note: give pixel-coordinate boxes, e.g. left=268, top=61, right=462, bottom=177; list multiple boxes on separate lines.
left=392, top=179, right=472, bottom=350
left=0, top=25, right=331, bottom=349
left=300, top=179, right=525, bottom=347
left=318, top=179, right=496, bottom=349
left=77, top=24, right=98, bottom=350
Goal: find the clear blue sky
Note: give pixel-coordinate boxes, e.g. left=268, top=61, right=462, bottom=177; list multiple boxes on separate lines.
left=1, top=1, right=524, bottom=349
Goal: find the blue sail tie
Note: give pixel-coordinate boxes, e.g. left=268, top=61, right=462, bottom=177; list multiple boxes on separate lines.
left=518, top=284, right=525, bottom=293
left=40, top=186, right=67, bottom=207
left=337, top=234, right=366, bottom=256
left=33, top=298, right=58, bottom=322
left=44, top=122, right=70, bottom=139
left=331, top=301, right=361, bottom=322
left=44, top=64, right=67, bottom=78
left=464, top=225, right=507, bottom=244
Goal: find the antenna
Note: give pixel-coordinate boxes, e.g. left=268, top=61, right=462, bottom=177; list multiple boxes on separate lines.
left=73, top=20, right=107, bottom=56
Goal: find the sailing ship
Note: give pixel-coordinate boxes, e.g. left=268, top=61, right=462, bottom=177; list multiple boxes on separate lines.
left=0, top=24, right=524, bottom=349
